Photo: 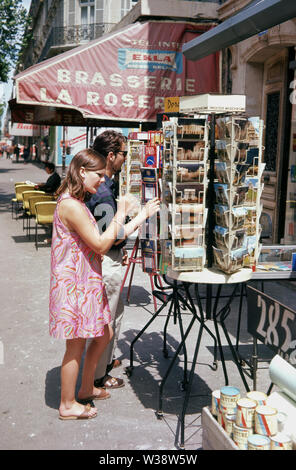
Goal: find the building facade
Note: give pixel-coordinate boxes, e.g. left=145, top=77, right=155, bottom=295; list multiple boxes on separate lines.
left=8, top=0, right=220, bottom=165
left=218, top=0, right=296, bottom=244
left=9, top=0, right=139, bottom=161
left=7, top=0, right=296, bottom=244
left=19, top=0, right=139, bottom=69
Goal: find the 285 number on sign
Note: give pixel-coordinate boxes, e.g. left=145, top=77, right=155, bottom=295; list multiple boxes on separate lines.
left=247, top=285, right=296, bottom=364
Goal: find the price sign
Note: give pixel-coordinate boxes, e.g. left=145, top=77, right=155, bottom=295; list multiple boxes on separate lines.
left=164, top=97, right=180, bottom=113
left=247, top=285, right=296, bottom=364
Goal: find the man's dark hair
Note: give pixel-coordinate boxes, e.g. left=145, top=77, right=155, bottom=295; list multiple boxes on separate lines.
left=44, top=162, right=55, bottom=172
left=92, top=130, right=126, bottom=157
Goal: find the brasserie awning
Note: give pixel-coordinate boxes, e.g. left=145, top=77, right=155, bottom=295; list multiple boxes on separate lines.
left=11, top=21, right=220, bottom=128
left=182, top=0, right=296, bottom=61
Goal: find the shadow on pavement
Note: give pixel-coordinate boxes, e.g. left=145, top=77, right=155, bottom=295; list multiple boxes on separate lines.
left=121, top=285, right=152, bottom=308
left=117, top=329, right=212, bottom=415
left=45, top=366, right=61, bottom=410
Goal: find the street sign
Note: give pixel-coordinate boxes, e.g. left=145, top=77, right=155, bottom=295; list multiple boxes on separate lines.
left=247, top=285, right=296, bottom=364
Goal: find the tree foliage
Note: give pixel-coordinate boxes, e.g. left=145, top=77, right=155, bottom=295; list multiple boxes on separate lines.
left=0, top=0, right=29, bottom=83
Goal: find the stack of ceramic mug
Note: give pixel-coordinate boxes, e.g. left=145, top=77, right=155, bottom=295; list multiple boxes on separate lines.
left=211, top=386, right=293, bottom=450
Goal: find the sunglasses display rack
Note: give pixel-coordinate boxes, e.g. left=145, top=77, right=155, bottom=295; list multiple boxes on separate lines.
left=212, top=115, right=265, bottom=273
left=159, top=117, right=209, bottom=273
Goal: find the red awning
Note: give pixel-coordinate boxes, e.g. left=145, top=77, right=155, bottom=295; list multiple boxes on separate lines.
left=13, top=21, right=220, bottom=126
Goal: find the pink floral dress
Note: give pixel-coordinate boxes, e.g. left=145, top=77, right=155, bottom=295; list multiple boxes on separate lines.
left=49, top=194, right=111, bottom=339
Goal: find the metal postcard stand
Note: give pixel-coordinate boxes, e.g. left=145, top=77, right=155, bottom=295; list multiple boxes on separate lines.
left=124, top=94, right=265, bottom=448
left=161, top=98, right=265, bottom=447
left=120, top=136, right=164, bottom=312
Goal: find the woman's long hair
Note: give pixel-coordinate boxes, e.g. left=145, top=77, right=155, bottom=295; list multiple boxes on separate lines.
left=55, top=148, right=106, bottom=201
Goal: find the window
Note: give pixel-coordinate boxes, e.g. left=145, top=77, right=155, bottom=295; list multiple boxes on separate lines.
left=80, top=0, right=95, bottom=25
left=121, top=0, right=131, bottom=18
left=96, top=0, right=103, bottom=23
left=79, top=0, right=95, bottom=41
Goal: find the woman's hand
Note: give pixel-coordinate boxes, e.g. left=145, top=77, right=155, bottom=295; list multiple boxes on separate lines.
left=121, top=248, right=129, bottom=266
left=142, top=197, right=160, bottom=219
left=118, top=197, right=160, bottom=240
left=117, top=194, right=140, bottom=216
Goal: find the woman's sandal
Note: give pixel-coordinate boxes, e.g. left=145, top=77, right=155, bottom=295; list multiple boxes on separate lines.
left=77, top=387, right=111, bottom=405
left=59, top=403, right=97, bottom=420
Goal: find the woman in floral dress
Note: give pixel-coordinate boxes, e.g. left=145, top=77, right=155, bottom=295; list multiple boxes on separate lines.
left=49, top=148, right=159, bottom=420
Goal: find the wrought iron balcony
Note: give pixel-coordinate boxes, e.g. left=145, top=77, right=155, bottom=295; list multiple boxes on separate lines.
left=49, top=23, right=116, bottom=48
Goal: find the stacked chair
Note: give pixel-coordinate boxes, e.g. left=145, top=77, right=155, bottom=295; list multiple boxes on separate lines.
left=11, top=181, right=57, bottom=250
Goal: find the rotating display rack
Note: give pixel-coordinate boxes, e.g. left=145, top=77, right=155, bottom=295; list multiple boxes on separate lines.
left=159, top=117, right=209, bottom=273
left=159, top=94, right=265, bottom=275
left=212, top=115, right=265, bottom=273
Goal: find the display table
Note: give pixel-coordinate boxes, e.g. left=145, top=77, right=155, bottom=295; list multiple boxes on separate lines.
left=161, top=267, right=252, bottom=447
left=167, top=267, right=252, bottom=284
left=252, top=266, right=296, bottom=281
left=125, top=266, right=252, bottom=448
left=125, top=262, right=295, bottom=448
left=165, top=267, right=252, bottom=391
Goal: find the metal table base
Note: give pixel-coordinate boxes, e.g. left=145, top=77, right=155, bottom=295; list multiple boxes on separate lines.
left=125, top=267, right=253, bottom=448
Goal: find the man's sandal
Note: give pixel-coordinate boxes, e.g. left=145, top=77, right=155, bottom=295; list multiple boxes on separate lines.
left=111, top=359, right=122, bottom=369
left=102, top=375, right=125, bottom=389
left=106, top=359, right=122, bottom=374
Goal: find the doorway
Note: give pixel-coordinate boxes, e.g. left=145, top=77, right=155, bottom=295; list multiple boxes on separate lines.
left=261, top=49, right=291, bottom=242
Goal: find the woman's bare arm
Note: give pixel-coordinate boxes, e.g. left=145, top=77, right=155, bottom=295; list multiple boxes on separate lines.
left=58, top=196, right=160, bottom=255
left=58, top=198, right=126, bottom=255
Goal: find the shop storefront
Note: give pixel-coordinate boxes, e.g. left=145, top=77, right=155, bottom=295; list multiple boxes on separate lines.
left=284, top=69, right=296, bottom=242
left=182, top=0, right=296, bottom=243
left=10, top=19, right=220, bottom=175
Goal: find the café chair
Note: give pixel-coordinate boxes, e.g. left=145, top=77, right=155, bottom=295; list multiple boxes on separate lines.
left=22, top=190, right=46, bottom=231
left=11, top=184, right=35, bottom=219
left=26, top=194, right=55, bottom=239
left=34, top=201, right=57, bottom=250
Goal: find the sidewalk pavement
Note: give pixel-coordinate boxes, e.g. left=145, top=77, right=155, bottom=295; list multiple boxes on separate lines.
left=0, top=157, right=295, bottom=451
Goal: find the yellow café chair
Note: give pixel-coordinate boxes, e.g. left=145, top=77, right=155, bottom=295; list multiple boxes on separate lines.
left=27, top=194, right=55, bottom=239
left=21, top=190, right=46, bottom=232
left=34, top=201, right=57, bottom=250
left=11, top=184, right=35, bottom=219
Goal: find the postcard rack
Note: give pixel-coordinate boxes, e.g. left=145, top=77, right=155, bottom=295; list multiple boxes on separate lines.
left=120, top=134, right=163, bottom=276
left=140, top=132, right=164, bottom=274
left=120, top=139, right=144, bottom=202
left=159, top=117, right=209, bottom=272
left=212, top=116, right=265, bottom=273
left=158, top=110, right=265, bottom=275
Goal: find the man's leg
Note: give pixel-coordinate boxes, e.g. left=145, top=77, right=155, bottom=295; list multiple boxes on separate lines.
left=92, top=248, right=125, bottom=387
